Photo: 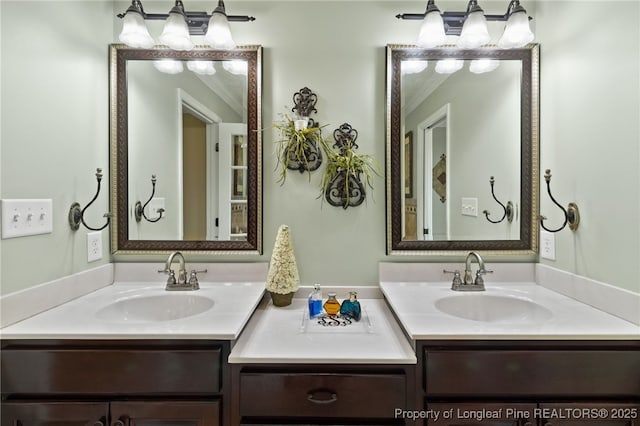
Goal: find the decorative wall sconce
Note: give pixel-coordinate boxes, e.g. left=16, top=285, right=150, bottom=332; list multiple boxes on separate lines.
left=396, top=0, right=534, bottom=49
left=322, top=123, right=380, bottom=210
left=117, top=0, right=255, bottom=50
left=69, top=168, right=112, bottom=231
left=483, top=176, right=514, bottom=224
left=288, top=87, right=323, bottom=173
left=540, top=169, right=580, bottom=232
left=135, top=175, right=165, bottom=223
left=274, top=87, right=324, bottom=183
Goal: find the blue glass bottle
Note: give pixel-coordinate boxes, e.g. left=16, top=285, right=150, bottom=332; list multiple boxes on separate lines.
left=340, top=291, right=361, bottom=321
left=308, top=284, right=323, bottom=318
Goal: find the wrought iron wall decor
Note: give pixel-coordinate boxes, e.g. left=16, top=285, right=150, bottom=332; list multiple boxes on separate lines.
left=68, top=168, right=112, bottom=231
left=274, top=87, right=324, bottom=181
left=322, top=123, right=380, bottom=209
left=482, top=176, right=514, bottom=223
left=134, top=175, right=165, bottom=223
left=539, top=169, right=580, bottom=232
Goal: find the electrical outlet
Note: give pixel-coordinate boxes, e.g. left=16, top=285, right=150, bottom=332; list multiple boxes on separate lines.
left=461, top=197, right=478, bottom=217
left=540, top=230, right=556, bottom=260
left=87, top=231, right=102, bottom=262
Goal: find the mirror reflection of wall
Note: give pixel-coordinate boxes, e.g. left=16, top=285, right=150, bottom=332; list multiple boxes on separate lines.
left=401, top=58, right=522, bottom=242
left=126, top=59, right=247, bottom=242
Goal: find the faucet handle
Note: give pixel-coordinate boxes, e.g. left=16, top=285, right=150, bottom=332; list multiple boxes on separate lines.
left=188, top=269, right=207, bottom=290
left=165, top=269, right=177, bottom=286
left=474, top=269, right=493, bottom=286
left=443, top=269, right=463, bottom=290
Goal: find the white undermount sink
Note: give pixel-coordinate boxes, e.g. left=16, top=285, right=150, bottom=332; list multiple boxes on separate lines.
left=435, top=294, right=553, bottom=323
left=95, top=293, right=214, bottom=323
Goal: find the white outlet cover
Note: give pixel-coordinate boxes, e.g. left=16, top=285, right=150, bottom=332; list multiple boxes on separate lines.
left=87, top=231, right=103, bottom=262
left=540, top=230, right=556, bottom=260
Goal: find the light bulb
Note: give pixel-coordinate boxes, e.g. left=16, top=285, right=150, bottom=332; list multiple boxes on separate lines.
left=401, top=60, right=429, bottom=74
left=469, top=59, right=500, bottom=74
left=153, top=59, right=184, bottom=74
left=187, top=61, right=217, bottom=75
left=223, top=60, right=248, bottom=75
left=417, top=10, right=446, bottom=48
left=435, top=59, right=463, bottom=74
left=205, top=11, right=236, bottom=49
left=159, top=11, right=194, bottom=51
left=498, top=10, right=534, bottom=48
left=457, top=10, right=490, bottom=48
left=119, top=10, right=154, bottom=48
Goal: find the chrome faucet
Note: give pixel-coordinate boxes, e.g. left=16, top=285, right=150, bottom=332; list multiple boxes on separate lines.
left=444, top=251, right=492, bottom=291
left=159, top=251, right=204, bottom=291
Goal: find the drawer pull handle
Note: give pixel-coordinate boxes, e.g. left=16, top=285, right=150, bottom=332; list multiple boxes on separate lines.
left=113, top=417, right=128, bottom=426
left=307, top=388, right=338, bottom=404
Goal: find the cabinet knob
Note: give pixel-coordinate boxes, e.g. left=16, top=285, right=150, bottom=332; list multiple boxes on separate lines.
left=307, top=388, right=338, bottom=404
left=113, top=417, right=128, bottom=426
left=92, top=422, right=105, bottom=426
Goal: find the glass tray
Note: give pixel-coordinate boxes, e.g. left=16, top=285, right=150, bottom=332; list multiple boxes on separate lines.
left=299, top=306, right=375, bottom=334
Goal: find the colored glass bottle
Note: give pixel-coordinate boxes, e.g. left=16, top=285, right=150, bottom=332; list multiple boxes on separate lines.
left=340, top=291, right=362, bottom=321
left=308, top=284, right=323, bottom=318
left=323, top=292, right=341, bottom=316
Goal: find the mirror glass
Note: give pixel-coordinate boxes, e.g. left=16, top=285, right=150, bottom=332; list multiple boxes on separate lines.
left=386, top=45, right=539, bottom=254
left=110, top=45, right=262, bottom=254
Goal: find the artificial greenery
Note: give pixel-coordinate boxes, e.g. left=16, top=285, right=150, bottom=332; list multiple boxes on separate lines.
left=273, top=113, right=325, bottom=184
left=319, top=139, right=382, bottom=208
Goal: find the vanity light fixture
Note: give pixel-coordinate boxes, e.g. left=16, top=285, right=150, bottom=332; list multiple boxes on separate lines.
left=153, top=59, right=184, bottom=74
left=117, top=0, right=255, bottom=50
left=397, top=0, right=534, bottom=49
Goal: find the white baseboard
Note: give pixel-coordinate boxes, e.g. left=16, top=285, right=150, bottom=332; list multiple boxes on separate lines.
left=535, top=264, right=640, bottom=325
left=0, top=264, right=114, bottom=328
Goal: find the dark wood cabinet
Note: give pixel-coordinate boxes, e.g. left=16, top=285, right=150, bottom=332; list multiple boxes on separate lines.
left=2, top=400, right=219, bottom=426
left=232, top=364, right=415, bottom=425
left=417, top=341, right=640, bottom=426
left=1, top=339, right=229, bottom=426
left=1, top=401, right=108, bottom=425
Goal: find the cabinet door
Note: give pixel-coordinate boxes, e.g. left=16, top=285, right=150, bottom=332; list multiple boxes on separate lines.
left=425, top=403, right=536, bottom=426
left=538, top=403, right=639, bottom=426
left=110, top=401, right=219, bottom=426
left=1, top=401, right=107, bottom=425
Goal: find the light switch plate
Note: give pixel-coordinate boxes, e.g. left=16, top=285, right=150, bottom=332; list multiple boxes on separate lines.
left=540, top=230, right=556, bottom=260
left=1, top=199, right=53, bottom=239
left=461, top=197, right=478, bottom=217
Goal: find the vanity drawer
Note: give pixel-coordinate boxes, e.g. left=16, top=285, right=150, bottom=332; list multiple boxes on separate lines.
left=425, top=349, right=640, bottom=397
left=1, top=347, right=222, bottom=395
left=239, top=372, right=406, bottom=418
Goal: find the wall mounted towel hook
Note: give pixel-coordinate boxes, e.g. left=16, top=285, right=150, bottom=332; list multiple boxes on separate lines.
left=482, top=176, right=514, bottom=224
left=68, top=168, right=112, bottom=231
left=539, top=169, right=580, bottom=232
left=134, top=175, right=164, bottom=223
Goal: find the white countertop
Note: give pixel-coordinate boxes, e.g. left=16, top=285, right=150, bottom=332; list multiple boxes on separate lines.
left=380, top=281, right=640, bottom=340
left=229, top=298, right=417, bottom=364
left=0, top=281, right=265, bottom=340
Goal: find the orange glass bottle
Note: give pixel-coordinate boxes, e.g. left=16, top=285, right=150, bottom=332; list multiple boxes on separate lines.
left=323, top=292, right=341, bottom=316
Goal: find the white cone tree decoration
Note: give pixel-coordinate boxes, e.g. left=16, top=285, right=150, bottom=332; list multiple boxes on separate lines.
left=266, top=224, right=300, bottom=306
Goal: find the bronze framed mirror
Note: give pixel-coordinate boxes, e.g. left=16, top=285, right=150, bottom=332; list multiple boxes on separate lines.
left=386, top=44, right=539, bottom=255
left=110, top=44, right=262, bottom=254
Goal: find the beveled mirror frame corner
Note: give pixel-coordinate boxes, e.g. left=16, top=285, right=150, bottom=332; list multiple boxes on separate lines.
left=109, top=43, right=263, bottom=255
left=385, top=43, right=539, bottom=256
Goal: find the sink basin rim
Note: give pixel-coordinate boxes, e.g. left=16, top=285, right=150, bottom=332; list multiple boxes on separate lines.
left=95, top=293, right=215, bottom=323
left=434, top=293, right=553, bottom=323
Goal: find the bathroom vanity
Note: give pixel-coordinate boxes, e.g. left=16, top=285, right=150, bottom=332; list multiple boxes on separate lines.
left=0, top=274, right=266, bottom=426
left=1, top=263, right=639, bottom=426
